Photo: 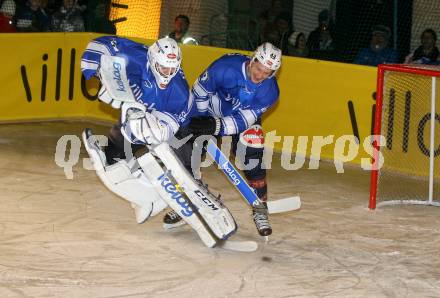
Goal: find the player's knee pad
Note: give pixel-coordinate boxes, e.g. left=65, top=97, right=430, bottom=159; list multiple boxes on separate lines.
left=83, top=129, right=167, bottom=220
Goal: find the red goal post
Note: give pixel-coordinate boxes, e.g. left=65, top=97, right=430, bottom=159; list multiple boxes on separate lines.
left=369, top=64, right=440, bottom=209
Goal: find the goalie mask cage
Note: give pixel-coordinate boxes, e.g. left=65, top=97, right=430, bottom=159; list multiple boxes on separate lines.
left=369, top=64, right=440, bottom=209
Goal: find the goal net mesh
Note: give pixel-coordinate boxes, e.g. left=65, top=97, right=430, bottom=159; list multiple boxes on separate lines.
left=375, top=65, right=440, bottom=207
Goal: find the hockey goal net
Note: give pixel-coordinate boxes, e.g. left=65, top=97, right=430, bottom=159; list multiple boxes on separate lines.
left=369, top=64, right=440, bottom=209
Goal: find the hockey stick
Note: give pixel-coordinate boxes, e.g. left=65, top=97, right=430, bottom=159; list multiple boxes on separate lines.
left=205, top=139, right=301, bottom=214
left=219, top=240, right=258, bottom=252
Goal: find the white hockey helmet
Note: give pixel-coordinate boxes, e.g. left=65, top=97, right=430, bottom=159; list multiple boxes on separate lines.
left=252, top=42, right=282, bottom=76
left=147, top=37, right=182, bottom=89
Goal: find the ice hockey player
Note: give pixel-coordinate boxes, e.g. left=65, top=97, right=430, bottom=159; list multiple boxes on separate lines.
left=163, top=42, right=282, bottom=237
left=81, top=36, right=194, bottom=224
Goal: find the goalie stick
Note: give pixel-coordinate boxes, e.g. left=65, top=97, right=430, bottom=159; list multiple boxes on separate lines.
left=205, top=139, right=301, bottom=214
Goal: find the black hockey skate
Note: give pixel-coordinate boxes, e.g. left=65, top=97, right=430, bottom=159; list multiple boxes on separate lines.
left=252, top=204, right=272, bottom=236
left=163, top=210, right=186, bottom=230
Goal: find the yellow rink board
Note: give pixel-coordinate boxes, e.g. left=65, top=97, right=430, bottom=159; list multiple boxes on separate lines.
left=2, top=32, right=437, bottom=174
left=109, top=0, right=162, bottom=39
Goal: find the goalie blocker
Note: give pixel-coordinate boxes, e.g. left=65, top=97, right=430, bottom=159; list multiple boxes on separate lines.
left=82, top=129, right=237, bottom=248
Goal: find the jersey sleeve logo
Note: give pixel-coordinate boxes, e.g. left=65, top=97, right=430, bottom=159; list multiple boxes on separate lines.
left=110, top=39, right=119, bottom=52
left=143, top=79, right=153, bottom=89
left=177, top=111, right=188, bottom=123
left=259, top=107, right=268, bottom=113
left=200, top=70, right=209, bottom=82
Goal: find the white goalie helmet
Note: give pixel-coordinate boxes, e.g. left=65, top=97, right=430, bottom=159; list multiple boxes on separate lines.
left=147, top=37, right=182, bottom=89
left=252, top=42, right=282, bottom=76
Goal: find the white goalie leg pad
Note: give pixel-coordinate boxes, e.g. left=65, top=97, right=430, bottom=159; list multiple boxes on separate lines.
left=82, top=130, right=167, bottom=222
left=153, top=143, right=237, bottom=240
left=137, top=152, right=220, bottom=248
left=138, top=143, right=237, bottom=246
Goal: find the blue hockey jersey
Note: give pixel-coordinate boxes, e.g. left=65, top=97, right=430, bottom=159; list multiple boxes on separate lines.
left=192, top=54, right=280, bottom=136
left=81, top=36, right=193, bottom=133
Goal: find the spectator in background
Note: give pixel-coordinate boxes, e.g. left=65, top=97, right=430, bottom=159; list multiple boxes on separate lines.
left=274, top=11, right=294, bottom=54
left=43, top=0, right=60, bottom=15
left=85, top=0, right=115, bottom=34
left=405, top=29, right=439, bottom=65
left=39, top=0, right=52, bottom=24
left=261, top=24, right=280, bottom=47
left=261, top=11, right=293, bottom=54
left=288, top=31, right=309, bottom=58
left=258, top=0, right=283, bottom=42
left=15, top=0, right=51, bottom=32
left=168, top=14, right=198, bottom=45
left=354, top=25, right=398, bottom=66
left=0, top=0, right=17, bottom=32
left=77, top=0, right=87, bottom=12
left=52, top=0, right=85, bottom=32
left=307, top=9, right=335, bottom=60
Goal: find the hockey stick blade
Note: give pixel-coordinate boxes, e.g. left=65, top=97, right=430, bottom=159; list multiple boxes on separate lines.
left=206, top=140, right=302, bottom=214
left=163, top=221, right=187, bottom=231
left=267, top=196, right=301, bottom=214
left=162, top=223, right=257, bottom=252
left=219, top=240, right=258, bottom=252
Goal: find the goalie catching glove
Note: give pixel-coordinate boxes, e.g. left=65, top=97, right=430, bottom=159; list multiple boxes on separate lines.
left=121, top=102, right=170, bottom=146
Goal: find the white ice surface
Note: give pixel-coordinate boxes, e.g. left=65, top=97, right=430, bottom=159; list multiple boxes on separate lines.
left=0, top=122, right=440, bottom=297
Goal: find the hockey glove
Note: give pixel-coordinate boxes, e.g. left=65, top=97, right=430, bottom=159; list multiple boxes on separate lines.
left=121, top=105, right=170, bottom=146
left=188, top=116, right=221, bottom=136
